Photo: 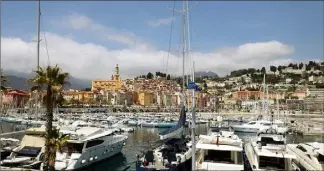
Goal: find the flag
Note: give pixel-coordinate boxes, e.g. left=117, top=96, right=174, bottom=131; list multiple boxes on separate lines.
left=187, top=82, right=200, bottom=91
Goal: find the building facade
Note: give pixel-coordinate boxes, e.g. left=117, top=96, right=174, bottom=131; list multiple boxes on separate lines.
left=91, top=64, right=122, bottom=91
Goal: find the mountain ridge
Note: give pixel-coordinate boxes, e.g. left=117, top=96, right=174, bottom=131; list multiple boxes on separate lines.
left=2, top=70, right=91, bottom=90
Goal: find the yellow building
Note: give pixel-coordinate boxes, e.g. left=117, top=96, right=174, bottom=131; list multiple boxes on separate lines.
left=79, top=91, right=94, bottom=103
left=138, top=92, right=154, bottom=106
left=91, top=64, right=122, bottom=91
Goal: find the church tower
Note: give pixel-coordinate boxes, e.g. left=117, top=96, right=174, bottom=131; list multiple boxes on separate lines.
left=113, top=64, right=120, bottom=81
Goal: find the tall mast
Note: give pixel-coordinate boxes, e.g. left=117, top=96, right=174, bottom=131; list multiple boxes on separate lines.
left=35, top=0, right=40, bottom=120
left=0, top=0, right=3, bottom=167
left=181, top=0, right=186, bottom=108
left=262, top=74, right=265, bottom=115
left=191, top=61, right=196, bottom=170
left=0, top=0, right=2, bottom=116
left=277, top=93, right=279, bottom=120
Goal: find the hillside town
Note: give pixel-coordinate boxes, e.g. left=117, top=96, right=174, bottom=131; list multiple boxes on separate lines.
left=2, top=61, right=324, bottom=113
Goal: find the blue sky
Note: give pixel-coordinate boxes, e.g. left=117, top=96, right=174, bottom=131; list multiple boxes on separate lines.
left=1, top=1, right=323, bottom=78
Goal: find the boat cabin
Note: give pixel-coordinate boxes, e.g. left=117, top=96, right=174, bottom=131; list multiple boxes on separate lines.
left=196, top=132, right=244, bottom=170
left=246, top=130, right=296, bottom=170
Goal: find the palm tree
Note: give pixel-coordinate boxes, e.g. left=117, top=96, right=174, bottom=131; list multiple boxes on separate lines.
left=48, top=129, right=69, bottom=169
left=28, top=64, right=69, bottom=171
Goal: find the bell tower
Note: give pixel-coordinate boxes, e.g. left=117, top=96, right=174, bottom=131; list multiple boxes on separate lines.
left=113, top=64, right=120, bottom=81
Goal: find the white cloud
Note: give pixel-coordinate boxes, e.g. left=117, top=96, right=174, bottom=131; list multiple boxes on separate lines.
left=1, top=14, right=304, bottom=80
left=57, top=13, right=150, bottom=50
left=1, top=34, right=298, bottom=80
left=146, top=17, right=175, bottom=28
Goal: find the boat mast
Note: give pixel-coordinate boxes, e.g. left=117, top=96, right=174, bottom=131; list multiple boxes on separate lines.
left=181, top=0, right=186, bottom=109
left=0, top=0, right=3, bottom=168
left=277, top=93, right=279, bottom=120
left=0, top=0, right=2, bottom=116
left=35, top=0, right=40, bottom=120
left=191, top=61, right=196, bottom=170
left=262, top=74, right=265, bottom=116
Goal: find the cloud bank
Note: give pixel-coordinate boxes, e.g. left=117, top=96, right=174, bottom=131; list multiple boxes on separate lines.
left=1, top=13, right=298, bottom=80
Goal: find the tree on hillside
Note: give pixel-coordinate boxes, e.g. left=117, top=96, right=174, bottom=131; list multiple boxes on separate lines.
left=0, top=75, right=8, bottom=90
left=308, top=61, right=315, bottom=67
left=203, top=82, right=208, bottom=91
left=147, top=72, right=153, bottom=79
left=288, top=63, right=293, bottom=67
left=167, top=74, right=171, bottom=80
left=306, top=65, right=312, bottom=71
left=28, top=64, right=69, bottom=171
left=261, top=67, right=266, bottom=74
left=299, top=63, right=304, bottom=69
left=270, top=66, right=277, bottom=73
left=0, top=69, right=10, bottom=90
left=247, top=68, right=256, bottom=74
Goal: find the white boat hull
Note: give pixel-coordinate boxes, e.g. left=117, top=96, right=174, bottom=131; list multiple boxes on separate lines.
left=232, top=125, right=259, bottom=133
left=55, top=136, right=126, bottom=171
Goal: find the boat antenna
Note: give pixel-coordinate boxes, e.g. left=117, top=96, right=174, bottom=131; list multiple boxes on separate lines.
left=0, top=0, right=2, bottom=167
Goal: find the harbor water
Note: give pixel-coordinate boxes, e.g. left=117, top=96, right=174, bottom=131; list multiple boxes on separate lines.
left=1, top=121, right=323, bottom=171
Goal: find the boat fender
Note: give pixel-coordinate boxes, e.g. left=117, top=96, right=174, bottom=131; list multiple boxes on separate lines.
left=143, top=160, right=147, bottom=167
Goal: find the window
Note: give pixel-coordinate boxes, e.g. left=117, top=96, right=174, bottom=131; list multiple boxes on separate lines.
left=317, top=153, right=324, bottom=164
left=248, top=122, right=256, bottom=125
left=259, top=156, right=285, bottom=169
left=296, top=145, right=307, bottom=152
left=86, top=140, right=104, bottom=148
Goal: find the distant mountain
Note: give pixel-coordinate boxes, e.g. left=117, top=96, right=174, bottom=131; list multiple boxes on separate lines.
left=195, top=71, right=218, bottom=78
left=3, top=70, right=91, bottom=90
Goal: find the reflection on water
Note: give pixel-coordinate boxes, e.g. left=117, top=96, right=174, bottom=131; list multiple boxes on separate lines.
left=0, top=122, right=29, bottom=133
left=1, top=122, right=323, bottom=171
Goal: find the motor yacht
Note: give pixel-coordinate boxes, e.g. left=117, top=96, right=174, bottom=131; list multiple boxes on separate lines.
left=0, top=138, right=20, bottom=160
left=54, top=126, right=127, bottom=170
left=1, top=127, right=46, bottom=169
left=196, top=127, right=244, bottom=170
left=244, top=127, right=296, bottom=170
left=232, top=120, right=287, bottom=134
left=287, top=142, right=324, bottom=170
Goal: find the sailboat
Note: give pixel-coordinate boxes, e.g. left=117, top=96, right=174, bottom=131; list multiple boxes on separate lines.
left=135, top=1, right=194, bottom=171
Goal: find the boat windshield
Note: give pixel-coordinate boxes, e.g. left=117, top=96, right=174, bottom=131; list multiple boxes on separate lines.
left=61, top=142, right=84, bottom=153
left=17, top=146, right=42, bottom=157
left=259, top=156, right=285, bottom=170
left=204, top=150, right=243, bottom=164
left=317, top=153, right=324, bottom=164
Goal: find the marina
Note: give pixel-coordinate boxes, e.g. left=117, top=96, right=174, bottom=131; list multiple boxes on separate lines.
left=1, top=112, right=323, bottom=171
